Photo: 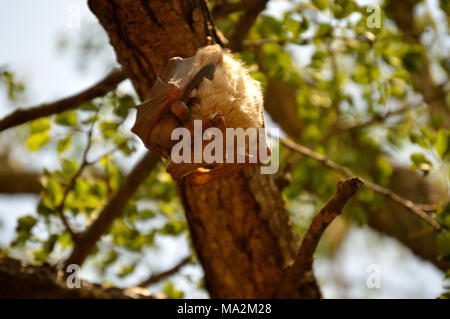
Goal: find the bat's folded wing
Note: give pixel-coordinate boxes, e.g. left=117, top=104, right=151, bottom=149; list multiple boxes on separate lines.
left=131, top=54, right=216, bottom=149
left=131, top=77, right=173, bottom=147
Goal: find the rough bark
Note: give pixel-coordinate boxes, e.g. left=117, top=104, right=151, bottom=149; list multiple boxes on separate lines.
left=277, top=177, right=362, bottom=298
left=0, top=254, right=152, bottom=298
left=88, top=0, right=301, bottom=298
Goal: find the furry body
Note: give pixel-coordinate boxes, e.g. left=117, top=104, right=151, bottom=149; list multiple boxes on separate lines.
left=189, top=45, right=264, bottom=130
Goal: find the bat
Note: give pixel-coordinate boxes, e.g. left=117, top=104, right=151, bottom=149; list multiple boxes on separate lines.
left=131, top=44, right=270, bottom=186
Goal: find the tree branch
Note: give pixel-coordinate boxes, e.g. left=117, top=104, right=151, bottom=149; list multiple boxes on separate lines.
left=276, top=177, right=362, bottom=298
left=0, top=170, right=41, bottom=194
left=367, top=167, right=450, bottom=271
left=138, top=255, right=191, bottom=287
left=312, top=100, right=423, bottom=148
left=63, top=151, right=160, bottom=269
left=0, top=254, right=152, bottom=298
left=0, top=68, right=126, bottom=132
left=276, top=135, right=443, bottom=232
left=228, top=0, right=268, bottom=51
left=56, top=118, right=97, bottom=241
left=212, top=0, right=265, bottom=19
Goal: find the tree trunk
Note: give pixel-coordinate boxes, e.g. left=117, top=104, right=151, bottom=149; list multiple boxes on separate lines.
left=88, top=0, right=300, bottom=298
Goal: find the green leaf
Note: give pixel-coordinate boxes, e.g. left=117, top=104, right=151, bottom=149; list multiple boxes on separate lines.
left=140, top=209, right=156, bottom=220
left=114, top=95, right=135, bottom=118
left=26, top=131, right=50, bottom=151
left=410, top=153, right=432, bottom=172
left=117, top=264, right=136, bottom=278
left=312, top=0, right=328, bottom=10
left=30, top=118, right=51, bottom=134
left=79, top=101, right=98, bottom=112
left=435, top=129, right=450, bottom=158
left=159, top=219, right=186, bottom=235
left=352, top=65, right=369, bottom=84
left=162, top=282, right=184, bottom=299
left=57, top=135, right=72, bottom=153
left=44, top=179, right=63, bottom=204
left=55, top=110, right=77, bottom=127
left=284, top=16, right=300, bottom=41
left=58, top=232, right=73, bottom=248
left=299, top=16, right=309, bottom=34
left=61, top=158, right=78, bottom=177
left=43, top=234, right=58, bottom=254
left=409, top=132, right=429, bottom=148
left=37, top=199, right=54, bottom=217
left=89, top=181, right=107, bottom=198
left=116, top=139, right=136, bottom=156
left=100, top=120, right=120, bottom=138
left=437, top=231, right=450, bottom=259
left=100, top=250, right=119, bottom=274
left=317, top=23, right=332, bottom=37
left=332, top=0, right=356, bottom=19
left=402, top=48, right=424, bottom=72
left=16, top=215, right=37, bottom=233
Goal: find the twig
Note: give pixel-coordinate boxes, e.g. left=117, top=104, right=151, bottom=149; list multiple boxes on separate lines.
left=63, top=151, right=160, bottom=269
left=244, top=33, right=421, bottom=48
left=311, top=100, right=422, bottom=148
left=276, top=177, right=362, bottom=298
left=138, top=255, right=191, bottom=287
left=200, top=0, right=225, bottom=47
left=86, top=140, right=129, bottom=165
left=55, top=117, right=97, bottom=240
left=338, top=101, right=423, bottom=132
left=274, top=135, right=443, bottom=232
left=0, top=68, right=126, bottom=132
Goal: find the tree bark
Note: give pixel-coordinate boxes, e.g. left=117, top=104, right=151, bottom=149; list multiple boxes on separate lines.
left=0, top=254, right=152, bottom=298
left=88, top=0, right=301, bottom=298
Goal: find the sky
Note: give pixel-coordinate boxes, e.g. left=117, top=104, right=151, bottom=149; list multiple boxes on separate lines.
left=0, top=0, right=446, bottom=298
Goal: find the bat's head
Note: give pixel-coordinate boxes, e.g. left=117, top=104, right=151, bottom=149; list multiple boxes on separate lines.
left=131, top=45, right=224, bottom=156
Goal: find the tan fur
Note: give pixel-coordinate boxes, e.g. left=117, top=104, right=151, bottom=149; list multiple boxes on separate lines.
left=189, top=45, right=264, bottom=130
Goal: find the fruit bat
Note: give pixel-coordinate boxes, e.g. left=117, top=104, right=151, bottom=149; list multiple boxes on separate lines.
left=131, top=44, right=270, bottom=186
